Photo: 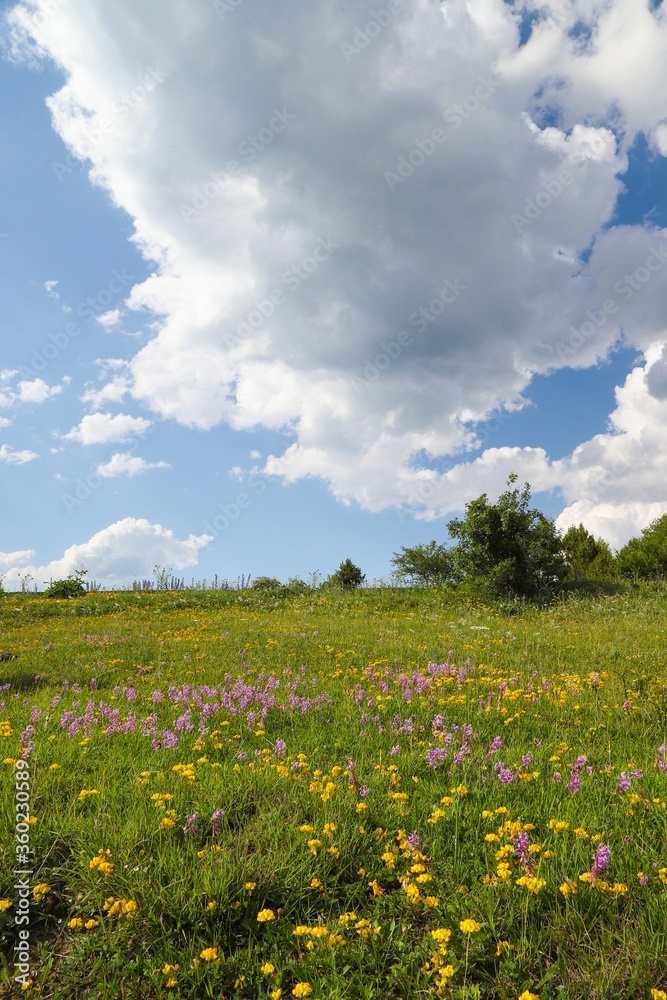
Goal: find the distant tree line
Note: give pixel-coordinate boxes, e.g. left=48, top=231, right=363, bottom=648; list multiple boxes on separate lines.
left=391, top=473, right=667, bottom=602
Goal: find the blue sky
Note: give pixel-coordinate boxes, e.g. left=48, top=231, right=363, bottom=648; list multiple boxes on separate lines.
left=1, top=0, right=667, bottom=589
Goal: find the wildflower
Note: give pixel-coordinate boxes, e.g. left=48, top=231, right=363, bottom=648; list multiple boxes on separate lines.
left=84, top=919, right=100, bottom=929
left=67, top=917, right=84, bottom=929
left=183, top=813, right=199, bottom=836
left=200, top=947, right=218, bottom=962
left=244, top=882, right=256, bottom=891
left=518, top=992, right=540, bottom=1000
left=650, top=991, right=667, bottom=1000
left=292, top=985, right=313, bottom=997
left=257, top=908, right=276, bottom=922
left=431, top=928, right=452, bottom=943
left=589, top=843, right=611, bottom=882
left=33, top=883, right=51, bottom=901
left=210, top=808, right=224, bottom=836
left=459, top=918, right=481, bottom=934
left=270, top=991, right=283, bottom=1000
left=559, top=879, right=577, bottom=897
left=261, top=962, right=275, bottom=974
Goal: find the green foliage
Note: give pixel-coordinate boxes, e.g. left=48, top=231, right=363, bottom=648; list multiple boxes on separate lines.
left=391, top=540, right=457, bottom=586
left=562, top=523, right=616, bottom=580
left=326, top=558, right=365, bottom=589
left=251, top=576, right=283, bottom=591
left=616, top=514, right=667, bottom=579
left=447, top=473, right=566, bottom=601
left=44, top=571, right=87, bottom=599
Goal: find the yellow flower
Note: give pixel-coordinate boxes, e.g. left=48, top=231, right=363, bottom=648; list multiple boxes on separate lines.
left=0, top=899, right=12, bottom=911
left=459, top=918, right=481, bottom=934
left=244, top=881, right=256, bottom=891
left=67, top=918, right=84, bottom=929
left=200, top=947, right=218, bottom=962
left=292, top=985, right=313, bottom=998
left=162, top=964, right=180, bottom=974
left=650, top=990, right=667, bottom=1000
left=559, top=880, right=577, bottom=897
left=261, top=962, right=275, bottom=974
left=257, top=908, right=276, bottom=922
left=166, top=977, right=178, bottom=987
left=33, top=883, right=51, bottom=901
left=84, top=919, right=100, bottom=930
left=430, top=928, right=452, bottom=943
left=518, top=992, right=540, bottom=1000
left=270, top=990, right=283, bottom=1000
left=206, top=901, right=216, bottom=911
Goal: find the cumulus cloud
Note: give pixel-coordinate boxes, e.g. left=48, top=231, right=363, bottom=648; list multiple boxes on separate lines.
left=1, top=517, right=212, bottom=588
left=96, top=452, right=170, bottom=477
left=0, top=548, right=34, bottom=569
left=0, top=375, right=65, bottom=408
left=81, top=375, right=131, bottom=408
left=7, top=0, right=667, bottom=543
left=64, top=411, right=151, bottom=445
left=0, top=444, right=38, bottom=464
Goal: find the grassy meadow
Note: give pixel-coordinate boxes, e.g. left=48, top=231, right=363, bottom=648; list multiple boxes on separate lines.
left=0, top=584, right=667, bottom=999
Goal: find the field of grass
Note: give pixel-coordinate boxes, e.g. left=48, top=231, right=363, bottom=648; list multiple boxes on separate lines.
left=1, top=584, right=667, bottom=999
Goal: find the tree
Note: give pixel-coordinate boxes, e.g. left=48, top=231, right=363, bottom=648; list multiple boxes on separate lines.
left=561, top=524, right=616, bottom=580
left=391, top=541, right=457, bottom=586
left=616, top=514, right=667, bottom=578
left=327, top=559, right=365, bottom=589
left=447, top=473, right=566, bottom=600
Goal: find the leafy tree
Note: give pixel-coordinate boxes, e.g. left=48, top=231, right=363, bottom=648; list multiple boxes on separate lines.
left=327, top=559, right=365, bottom=589
left=561, top=524, right=616, bottom=580
left=446, top=473, right=566, bottom=600
left=616, top=514, right=667, bottom=578
left=391, top=541, right=457, bottom=586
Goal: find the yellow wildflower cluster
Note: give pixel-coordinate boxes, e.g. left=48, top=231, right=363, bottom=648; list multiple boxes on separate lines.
left=103, top=897, right=137, bottom=919
left=171, top=762, right=196, bottom=780
left=89, top=849, right=114, bottom=876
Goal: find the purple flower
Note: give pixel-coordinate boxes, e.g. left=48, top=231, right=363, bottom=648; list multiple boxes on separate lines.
left=390, top=745, right=401, bottom=755
left=589, top=843, right=611, bottom=881
left=552, top=771, right=562, bottom=784
left=639, top=875, right=649, bottom=886
left=274, top=738, right=287, bottom=757
left=184, top=813, right=199, bottom=836
left=210, top=808, right=224, bottom=836
left=426, top=747, right=448, bottom=769
left=567, top=773, right=581, bottom=794
left=489, top=736, right=503, bottom=753
left=407, top=831, right=420, bottom=849
left=521, top=753, right=533, bottom=768
left=359, top=785, right=370, bottom=799
left=617, top=772, right=632, bottom=792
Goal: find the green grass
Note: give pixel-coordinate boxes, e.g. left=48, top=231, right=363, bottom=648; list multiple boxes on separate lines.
left=0, top=584, right=666, bottom=998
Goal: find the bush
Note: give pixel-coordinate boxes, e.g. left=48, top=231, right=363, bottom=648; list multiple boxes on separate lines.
left=44, top=574, right=86, bottom=599
left=251, top=576, right=282, bottom=591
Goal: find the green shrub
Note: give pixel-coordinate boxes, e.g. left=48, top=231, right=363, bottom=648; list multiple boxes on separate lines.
left=44, top=575, right=86, bottom=598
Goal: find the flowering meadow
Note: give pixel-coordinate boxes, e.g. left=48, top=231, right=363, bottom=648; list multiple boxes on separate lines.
left=0, top=584, right=666, bottom=999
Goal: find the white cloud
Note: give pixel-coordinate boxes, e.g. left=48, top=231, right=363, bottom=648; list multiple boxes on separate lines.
left=0, top=417, right=12, bottom=429
left=96, top=451, right=170, bottom=477
left=0, top=376, right=65, bottom=408
left=16, top=377, right=63, bottom=404
left=555, top=500, right=667, bottom=552
left=0, top=548, right=34, bottom=569
left=81, top=375, right=130, bottom=408
left=8, top=0, right=667, bottom=544
left=2, top=517, right=212, bottom=588
left=64, top=411, right=151, bottom=445
left=0, top=444, right=38, bottom=464
left=96, top=308, right=121, bottom=328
